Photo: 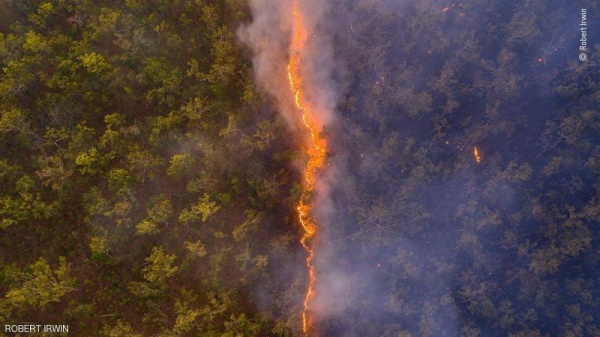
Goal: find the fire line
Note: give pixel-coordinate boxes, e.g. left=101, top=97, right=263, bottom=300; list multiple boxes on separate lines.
left=287, top=1, right=327, bottom=336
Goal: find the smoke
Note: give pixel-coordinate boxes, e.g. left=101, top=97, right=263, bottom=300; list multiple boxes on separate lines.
left=240, top=0, right=526, bottom=335
left=239, top=0, right=341, bottom=334
left=238, top=0, right=337, bottom=132
left=239, top=1, right=462, bottom=335
left=239, top=0, right=600, bottom=336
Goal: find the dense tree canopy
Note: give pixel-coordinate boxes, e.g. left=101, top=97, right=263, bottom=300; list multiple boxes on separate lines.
left=318, top=0, right=600, bottom=336
left=0, top=0, right=302, bottom=335
left=0, top=0, right=599, bottom=336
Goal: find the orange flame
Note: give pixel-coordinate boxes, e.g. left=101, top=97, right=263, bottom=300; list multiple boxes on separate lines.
left=287, top=1, right=327, bottom=336
left=473, top=146, right=481, bottom=163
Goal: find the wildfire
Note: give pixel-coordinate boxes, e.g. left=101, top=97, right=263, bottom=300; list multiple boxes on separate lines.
left=287, top=1, right=327, bottom=335
left=473, top=146, right=481, bottom=163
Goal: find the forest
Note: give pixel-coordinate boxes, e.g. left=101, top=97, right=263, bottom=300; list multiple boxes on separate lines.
left=0, top=0, right=599, bottom=336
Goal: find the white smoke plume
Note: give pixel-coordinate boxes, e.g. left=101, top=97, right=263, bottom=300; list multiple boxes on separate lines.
left=238, top=0, right=337, bottom=132
left=238, top=0, right=341, bottom=333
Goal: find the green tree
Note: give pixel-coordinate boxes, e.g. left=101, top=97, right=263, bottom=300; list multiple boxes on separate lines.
left=4, top=257, right=77, bottom=309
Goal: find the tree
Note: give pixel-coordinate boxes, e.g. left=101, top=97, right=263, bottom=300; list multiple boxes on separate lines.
left=102, top=320, right=142, bottom=337
left=4, top=257, right=77, bottom=309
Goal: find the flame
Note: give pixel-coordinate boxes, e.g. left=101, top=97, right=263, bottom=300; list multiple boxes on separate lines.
left=473, top=146, right=481, bottom=163
left=287, top=1, right=327, bottom=335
